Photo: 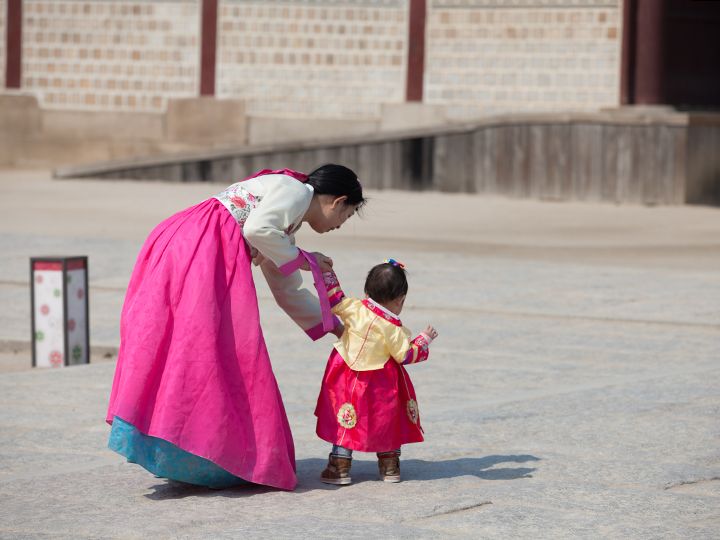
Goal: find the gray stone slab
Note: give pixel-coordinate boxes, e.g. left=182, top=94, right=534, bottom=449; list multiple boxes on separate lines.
left=0, top=170, right=719, bottom=538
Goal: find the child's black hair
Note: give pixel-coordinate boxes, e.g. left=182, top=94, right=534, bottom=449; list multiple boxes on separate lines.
left=364, top=263, right=408, bottom=304
left=307, top=164, right=366, bottom=207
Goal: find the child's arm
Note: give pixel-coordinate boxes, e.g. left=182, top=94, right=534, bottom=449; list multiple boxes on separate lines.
left=387, top=325, right=438, bottom=366
left=261, top=258, right=341, bottom=341
left=321, top=270, right=356, bottom=337
left=322, top=270, right=346, bottom=309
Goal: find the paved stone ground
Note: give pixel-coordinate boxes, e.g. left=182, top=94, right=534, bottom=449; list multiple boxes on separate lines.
left=0, top=170, right=719, bottom=539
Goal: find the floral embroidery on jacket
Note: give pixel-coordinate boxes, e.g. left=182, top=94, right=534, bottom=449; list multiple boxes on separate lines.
left=214, top=183, right=260, bottom=228
left=337, top=402, right=357, bottom=429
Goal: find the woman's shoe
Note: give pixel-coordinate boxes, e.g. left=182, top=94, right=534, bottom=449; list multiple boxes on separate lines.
left=320, top=454, right=352, bottom=485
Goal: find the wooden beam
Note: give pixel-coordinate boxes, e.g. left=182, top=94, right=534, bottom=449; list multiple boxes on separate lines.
left=620, top=0, right=636, bottom=105
left=406, top=0, right=426, bottom=102
left=5, top=0, right=22, bottom=88
left=634, top=0, right=667, bottom=105
left=200, top=0, right=218, bottom=96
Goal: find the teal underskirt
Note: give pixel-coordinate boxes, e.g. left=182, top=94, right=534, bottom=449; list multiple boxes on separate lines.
left=108, top=416, right=248, bottom=489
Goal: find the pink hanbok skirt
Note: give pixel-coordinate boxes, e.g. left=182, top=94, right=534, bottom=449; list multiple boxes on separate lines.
left=106, top=198, right=297, bottom=490
left=314, top=350, right=424, bottom=452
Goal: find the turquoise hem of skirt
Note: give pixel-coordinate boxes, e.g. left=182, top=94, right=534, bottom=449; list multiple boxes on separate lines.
left=108, top=416, right=248, bottom=489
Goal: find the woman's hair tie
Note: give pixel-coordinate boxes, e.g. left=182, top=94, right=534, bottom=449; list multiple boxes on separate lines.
left=384, top=258, right=405, bottom=269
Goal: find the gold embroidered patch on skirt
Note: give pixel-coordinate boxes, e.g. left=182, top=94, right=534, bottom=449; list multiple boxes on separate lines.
left=337, top=402, right=357, bottom=429
left=406, top=399, right=419, bottom=424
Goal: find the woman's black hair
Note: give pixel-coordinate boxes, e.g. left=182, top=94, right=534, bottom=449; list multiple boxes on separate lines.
left=364, top=263, right=408, bottom=304
left=306, top=164, right=366, bottom=207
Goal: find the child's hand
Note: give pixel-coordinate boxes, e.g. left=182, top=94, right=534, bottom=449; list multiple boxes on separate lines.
left=423, top=325, right=438, bottom=340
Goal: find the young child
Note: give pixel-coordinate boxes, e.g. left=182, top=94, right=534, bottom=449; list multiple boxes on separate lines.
left=314, top=259, right=438, bottom=485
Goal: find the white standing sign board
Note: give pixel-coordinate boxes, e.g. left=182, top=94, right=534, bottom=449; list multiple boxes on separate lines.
left=31, top=257, right=90, bottom=368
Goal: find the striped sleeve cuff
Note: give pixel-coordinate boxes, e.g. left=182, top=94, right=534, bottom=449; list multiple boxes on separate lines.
left=305, top=316, right=342, bottom=341
left=277, top=250, right=305, bottom=276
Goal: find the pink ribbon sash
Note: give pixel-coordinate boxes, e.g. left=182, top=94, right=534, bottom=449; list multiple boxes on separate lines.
left=244, top=168, right=308, bottom=182
left=299, top=249, right=335, bottom=333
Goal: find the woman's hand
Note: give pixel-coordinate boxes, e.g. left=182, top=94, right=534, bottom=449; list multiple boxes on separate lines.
left=302, top=252, right=333, bottom=272
left=250, top=247, right=266, bottom=266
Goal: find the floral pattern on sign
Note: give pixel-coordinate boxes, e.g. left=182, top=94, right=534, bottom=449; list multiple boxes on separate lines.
left=214, top=183, right=261, bottom=228
left=406, top=399, right=419, bottom=424
left=33, top=269, right=65, bottom=368
left=67, top=268, right=88, bottom=365
left=50, top=350, right=63, bottom=368
left=337, top=403, right=357, bottom=429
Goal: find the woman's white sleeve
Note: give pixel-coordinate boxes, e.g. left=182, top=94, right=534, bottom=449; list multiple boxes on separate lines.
left=243, top=181, right=308, bottom=274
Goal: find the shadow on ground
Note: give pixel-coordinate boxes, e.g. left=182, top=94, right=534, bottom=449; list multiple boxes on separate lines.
left=319, top=454, right=541, bottom=484
left=143, top=454, right=539, bottom=500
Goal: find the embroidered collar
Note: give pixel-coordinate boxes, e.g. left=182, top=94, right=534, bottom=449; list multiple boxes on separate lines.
left=362, top=298, right=402, bottom=327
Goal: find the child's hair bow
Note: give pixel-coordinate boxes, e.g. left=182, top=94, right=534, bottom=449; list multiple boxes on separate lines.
left=384, top=258, right=406, bottom=269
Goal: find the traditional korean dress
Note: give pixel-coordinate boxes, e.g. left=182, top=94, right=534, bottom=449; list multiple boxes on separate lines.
left=107, top=169, right=339, bottom=490
left=314, top=271, right=432, bottom=452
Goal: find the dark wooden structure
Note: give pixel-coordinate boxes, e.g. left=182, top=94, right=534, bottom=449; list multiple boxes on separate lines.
left=622, top=0, right=720, bottom=109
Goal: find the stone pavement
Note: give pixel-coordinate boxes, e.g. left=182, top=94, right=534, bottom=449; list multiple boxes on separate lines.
left=0, top=170, right=719, bottom=538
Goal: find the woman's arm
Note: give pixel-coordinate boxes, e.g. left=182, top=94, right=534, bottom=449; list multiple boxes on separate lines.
left=243, top=178, right=309, bottom=275
left=260, top=255, right=341, bottom=341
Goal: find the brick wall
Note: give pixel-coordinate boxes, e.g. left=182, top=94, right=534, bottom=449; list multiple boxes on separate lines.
left=217, top=0, right=409, bottom=119
left=5, top=0, right=624, bottom=119
left=22, top=0, right=200, bottom=112
left=426, top=0, right=622, bottom=119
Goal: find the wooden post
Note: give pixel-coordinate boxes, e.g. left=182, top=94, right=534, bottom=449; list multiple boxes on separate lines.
left=200, top=0, right=218, bottom=96
left=406, top=0, right=426, bottom=102
left=633, top=0, right=667, bottom=104
left=620, top=0, right=637, bottom=105
left=5, top=0, right=22, bottom=88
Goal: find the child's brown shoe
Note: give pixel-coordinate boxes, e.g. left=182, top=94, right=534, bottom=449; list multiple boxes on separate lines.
left=320, top=454, right=352, bottom=485
left=377, top=451, right=401, bottom=483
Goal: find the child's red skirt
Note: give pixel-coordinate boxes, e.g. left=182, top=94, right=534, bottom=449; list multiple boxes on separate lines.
left=314, top=349, right=424, bottom=452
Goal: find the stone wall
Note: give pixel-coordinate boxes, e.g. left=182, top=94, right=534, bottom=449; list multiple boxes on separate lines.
left=426, top=0, right=621, bottom=119
left=21, top=0, right=200, bottom=112
left=217, top=0, right=408, bottom=119
left=1, top=0, right=630, bottom=166
left=7, top=0, right=623, bottom=118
